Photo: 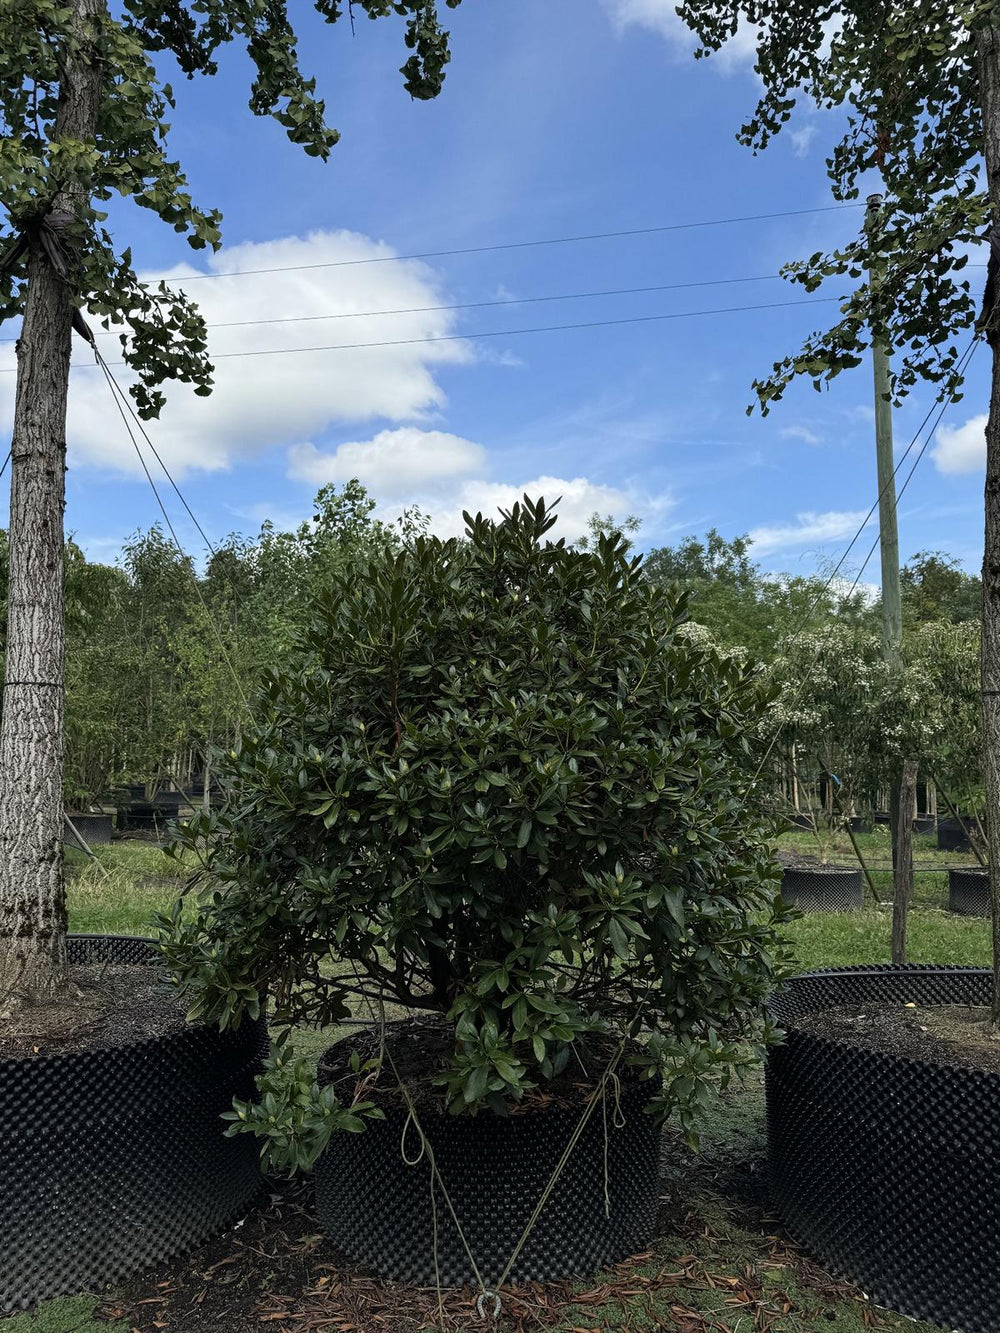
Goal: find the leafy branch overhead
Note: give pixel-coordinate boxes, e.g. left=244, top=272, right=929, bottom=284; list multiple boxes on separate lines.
left=0, top=0, right=463, bottom=416
left=674, top=0, right=997, bottom=411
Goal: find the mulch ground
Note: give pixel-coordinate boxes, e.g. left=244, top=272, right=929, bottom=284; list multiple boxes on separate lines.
left=93, top=1103, right=905, bottom=1333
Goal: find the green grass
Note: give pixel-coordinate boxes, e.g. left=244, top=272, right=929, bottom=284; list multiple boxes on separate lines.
left=66, top=841, right=188, bottom=936
left=776, top=828, right=991, bottom=973
left=0, top=1296, right=125, bottom=1333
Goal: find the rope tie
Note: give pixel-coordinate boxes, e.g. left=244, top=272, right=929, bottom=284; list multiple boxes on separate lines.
left=400, top=1107, right=426, bottom=1166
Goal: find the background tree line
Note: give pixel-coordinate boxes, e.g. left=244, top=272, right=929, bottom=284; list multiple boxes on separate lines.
left=0, top=483, right=981, bottom=817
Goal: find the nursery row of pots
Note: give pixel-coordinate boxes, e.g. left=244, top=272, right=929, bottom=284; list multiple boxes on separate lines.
left=780, top=865, right=991, bottom=915
left=787, top=812, right=937, bottom=835
left=11, top=937, right=1000, bottom=1333
left=3, top=935, right=661, bottom=1309
left=63, top=792, right=198, bottom=846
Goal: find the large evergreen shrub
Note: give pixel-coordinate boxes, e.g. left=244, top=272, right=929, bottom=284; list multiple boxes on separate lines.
left=162, top=499, right=787, bottom=1169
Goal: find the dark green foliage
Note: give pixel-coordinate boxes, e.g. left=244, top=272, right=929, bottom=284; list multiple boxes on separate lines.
left=673, top=1, right=992, bottom=411
left=162, top=498, right=789, bottom=1169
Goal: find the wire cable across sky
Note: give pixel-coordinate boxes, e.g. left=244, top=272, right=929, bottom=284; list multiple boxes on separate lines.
left=149, top=202, right=868, bottom=283
left=0, top=294, right=844, bottom=373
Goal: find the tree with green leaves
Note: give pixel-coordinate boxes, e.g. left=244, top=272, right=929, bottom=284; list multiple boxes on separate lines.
left=0, top=0, right=465, bottom=1006
left=674, top=0, right=1000, bottom=1015
left=643, top=528, right=872, bottom=658
left=901, top=550, right=982, bottom=627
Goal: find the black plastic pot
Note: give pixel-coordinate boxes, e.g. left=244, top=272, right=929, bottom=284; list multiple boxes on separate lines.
left=948, top=866, right=989, bottom=916
left=912, top=814, right=936, bottom=835
left=64, top=812, right=114, bottom=847
left=1, top=935, right=268, bottom=1310
left=780, top=866, right=863, bottom=912
left=152, top=790, right=182, bottom=813
left=121, top=802, right=166, bottom=833
left=313, top=1045, right=661, bottom=1285
left=768, top=965, right=1000, bottom=1333
left=786, top=812, right=816, bottom=831
left=846, top=816, right=870, bottom=834
left=937, top=814, right=978, bottom=853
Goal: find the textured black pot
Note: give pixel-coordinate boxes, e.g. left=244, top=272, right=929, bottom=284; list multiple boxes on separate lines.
left=121, top=802, right=166, bottom=833
left=313, top=1045, right=661, bottom=1285
left=937, top=815, right=977, bottom=853
left=912, top=814, right=936, bottom=836
left=768, top=966, right=999, bottom=1333
left=1, top=936, right=267, bottom=1310
left=846, top=816, right=870, bottom=834
left=780, top=866, right=863, bottom=912
left=152, top=791, right=182, bottom=813
left=949, top=866, right=989, bottom=916
left=786, top=812, right=816, bottom=831
left=64, top=812, right=114, bottom=846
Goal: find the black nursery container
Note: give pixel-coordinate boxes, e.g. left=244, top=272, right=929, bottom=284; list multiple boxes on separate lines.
left=937, top=814, right=978, bottom=853
left=767, top=965, right=1000, bottom=1333
left=64, top=812, right=114, bottom=846
left=780, top=866, right=863, bottom=912
left=313, top=1045, right=661, bottom=1285
left=949, top=866, right=990, bottom=916
left=1, top=936, right=268, bottom=1311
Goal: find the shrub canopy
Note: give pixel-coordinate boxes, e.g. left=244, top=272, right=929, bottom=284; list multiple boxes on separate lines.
left=163, top=498, right=787, bottom=1165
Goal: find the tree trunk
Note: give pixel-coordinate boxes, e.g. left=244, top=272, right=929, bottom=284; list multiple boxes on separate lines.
left=0, top=0, right=104, bottom=1006
left=891, top=760, right=917, bottom=966
left=977, top=24, right=1000, bottom=1025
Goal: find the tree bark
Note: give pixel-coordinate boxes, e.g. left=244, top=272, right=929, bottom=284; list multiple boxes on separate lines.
left=976, top=23, right=1000, bottom=1025
left=891, top=760, right=917, bottom=966
left=0, top=0, right=105, bottom=1006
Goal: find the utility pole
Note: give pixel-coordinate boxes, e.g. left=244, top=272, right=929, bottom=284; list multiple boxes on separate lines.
left=866, top=194, right=912, bottom=938
left=866, top=193, right=903, bottom=664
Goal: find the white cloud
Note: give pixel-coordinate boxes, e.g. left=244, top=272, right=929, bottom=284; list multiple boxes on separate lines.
left=933, top=413, right=986, bottom=475
left=780, top=424, right=821, bottom=446
left=790, top=125, right=818, bottom=157
left=748, top=509, right=869, bottom=555
left=0, top=229, right=474, bottom=478
left=288, top=428, right=486, bottom=497
left=418, top=474, right=649, bottom=543
left=280, top=425, right=671, bottom=543
left=601, top=0, right=759, bottom=69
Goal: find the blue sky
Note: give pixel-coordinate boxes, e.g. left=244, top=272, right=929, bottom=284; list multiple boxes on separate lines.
left=1, top=0, right=990, bottom=578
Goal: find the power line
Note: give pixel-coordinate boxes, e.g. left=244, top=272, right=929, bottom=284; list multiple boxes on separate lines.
left=0, top=272, right=791, bottom=343
left=149, top=203, right=868, bottom=283
left=94, top=350, right=248, bottom=705
left=97, top=350, right=222, bottom=563
left=3, top=296, right=842, bottom=374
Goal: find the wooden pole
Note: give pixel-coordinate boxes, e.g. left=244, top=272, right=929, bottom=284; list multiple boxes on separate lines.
left=892, top=761, right=918, bottom=965
left=865, top=194, right=904, bottom=659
